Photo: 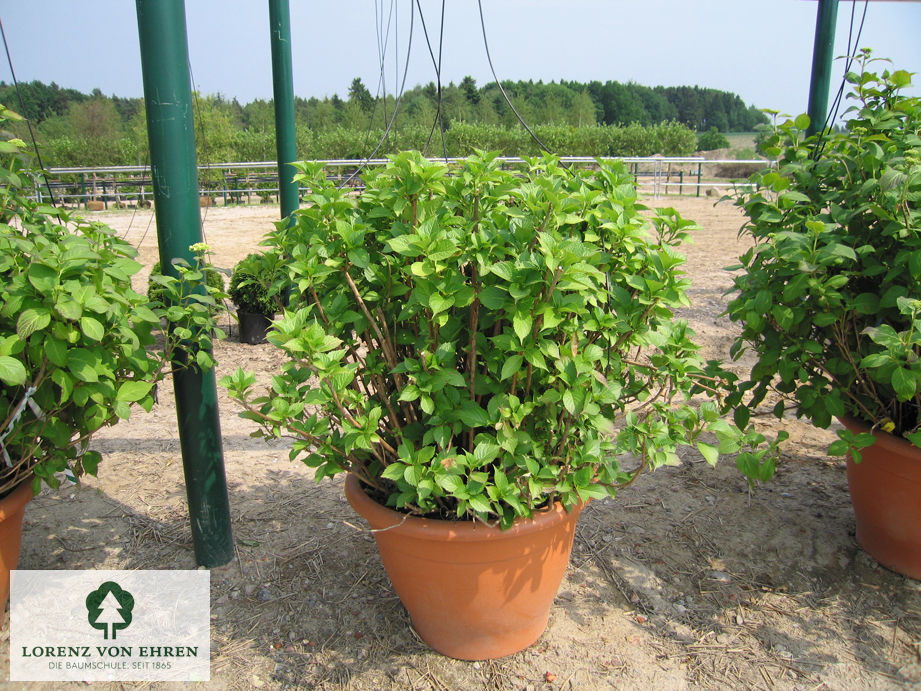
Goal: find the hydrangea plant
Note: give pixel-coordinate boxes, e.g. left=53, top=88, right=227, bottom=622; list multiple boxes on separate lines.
left=223, top=151, right=777, bottom=527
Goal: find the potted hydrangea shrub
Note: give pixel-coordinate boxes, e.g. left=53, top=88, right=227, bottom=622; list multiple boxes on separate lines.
left=727, top=53, right=921, bottom=578
left=0, top=103, right=222, bottom=607
left=228, top=251, right=283, bottom=344
left=222, top=150, right=776, bottom=659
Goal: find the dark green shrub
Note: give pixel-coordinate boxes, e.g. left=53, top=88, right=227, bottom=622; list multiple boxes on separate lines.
left=728, top=53, right=921, bottom=461
left=222, top=152, right=777, bottom=527
left=696, top=126, right=730, bottom=151
left=228, top=252, right=283, bottom=315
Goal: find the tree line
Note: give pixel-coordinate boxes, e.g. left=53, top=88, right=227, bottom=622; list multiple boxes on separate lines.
left=0, top=77, right=767, bottom=167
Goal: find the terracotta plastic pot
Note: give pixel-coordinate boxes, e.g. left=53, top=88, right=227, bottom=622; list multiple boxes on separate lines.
left=841, top=416, right=921, bottom=580
left=344, top=474, right=584, bottom=660
left=0, top=480, right=33, bottom=611
left=237, top=310, right=272, bottom=345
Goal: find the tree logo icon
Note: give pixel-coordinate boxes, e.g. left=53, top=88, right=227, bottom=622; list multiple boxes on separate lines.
left=86, top=581, right=135, bottom=640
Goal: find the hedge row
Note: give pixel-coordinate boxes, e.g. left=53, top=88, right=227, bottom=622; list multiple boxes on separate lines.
left=40, top=120, right=698, bottom=168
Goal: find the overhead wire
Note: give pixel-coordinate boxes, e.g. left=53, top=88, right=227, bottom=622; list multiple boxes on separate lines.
left=0, top=13, right=57, bottom=206
left=339, top=0, right=415, bottom=189
left=391, top=0, right=398, bottom=147
left=476, top=0, right=550, bottom=154
left=187, top=58, right=212, bottom=244
left=355, top=0, right=394, bottom=176
left=812, top=0, right=869, bottom=160
left=416, top=0, right=447, bottom=159
left=120, top=149, right=149, bottom=242
left=823, top=0, right=869, bottom=133
left=434, top=0, right=447, bottom=159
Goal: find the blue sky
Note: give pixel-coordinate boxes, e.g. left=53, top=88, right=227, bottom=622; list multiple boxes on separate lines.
left=1, top=1, right=918, bottom=122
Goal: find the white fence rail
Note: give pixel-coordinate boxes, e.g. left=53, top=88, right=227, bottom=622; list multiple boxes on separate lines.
left=38, top=156, right=773, bottom=208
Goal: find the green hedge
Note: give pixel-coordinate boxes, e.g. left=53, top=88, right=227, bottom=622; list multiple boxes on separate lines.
left=38, top=120, right=697, bottom=168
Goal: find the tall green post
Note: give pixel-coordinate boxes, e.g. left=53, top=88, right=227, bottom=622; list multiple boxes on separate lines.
left=269, top=0, right=299, bottom=221
left=806, top=0, right=839, bottom=136
left=136, top=0, right=234, bottom=568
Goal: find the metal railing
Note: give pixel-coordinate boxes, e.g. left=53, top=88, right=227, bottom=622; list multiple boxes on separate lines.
left=37, top=156, right=773, bottom=208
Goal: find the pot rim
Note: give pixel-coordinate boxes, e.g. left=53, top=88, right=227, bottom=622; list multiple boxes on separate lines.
left=0, top=478, right=33, bottom=523
left=839, top=415, right=921, bottom=456
left=344, top=473, right=584, bottom=543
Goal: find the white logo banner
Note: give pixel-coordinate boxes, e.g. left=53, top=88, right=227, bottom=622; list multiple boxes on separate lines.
left=10, top=570, right=209, bottom=682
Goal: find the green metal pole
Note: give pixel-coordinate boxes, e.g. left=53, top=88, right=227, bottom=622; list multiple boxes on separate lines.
left=136, top=0, right=234, bottom=568
left=806, top=0, right=839, bottom=137
left=269, top=0, right=299, bottom=221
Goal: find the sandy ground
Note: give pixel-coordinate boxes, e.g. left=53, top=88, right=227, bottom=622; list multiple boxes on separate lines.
left=2, top=197, right=920, bottom=690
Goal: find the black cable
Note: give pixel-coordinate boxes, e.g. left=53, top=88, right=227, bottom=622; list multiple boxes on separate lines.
left=339, top=0, right=414, bottom=189
left=392, top=0, right=398, bottom=147
left=122, top=148, right=149, bottom=241
left=357, top=0, right=393, bottom=168
left=813, top=0, right=869, bottom=160
left=435, top=0, right=447, bottom=160
left=415, top=0, right=446, bottom=158
left=188, top=59, right=212, bottom=243
left=823, top=0, right=869, bottom=133
left=0, top=13, right=57, bottom=205
left=134, top=209, right=155, bottom=252
left=476, top=0, right=550, bottom=154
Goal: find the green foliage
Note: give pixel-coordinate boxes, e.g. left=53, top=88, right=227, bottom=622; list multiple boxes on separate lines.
left=0, top=103, right=223, bottom=496
left=697, top=126, right=730, bottom=151
left=228, top=251, right=284, bottom=315
left=222, top=151, right=777, bottom=528
left=728, top=52, right=921, bottom=461
left=148, top=258, right=226, bottom=312
left=14, top=76, right=758, bottom=166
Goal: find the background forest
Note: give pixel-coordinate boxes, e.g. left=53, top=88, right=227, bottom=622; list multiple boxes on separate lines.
left=0, top=76, right=767, bottom=166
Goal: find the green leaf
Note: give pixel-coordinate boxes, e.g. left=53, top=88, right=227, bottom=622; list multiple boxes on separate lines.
left=116, top=380, right=154, bottom=403
left=81, top=450, right=102, bottom=476
left=437, top=474, right=464, bottom=493
left=697, top=442, right=719, bottom=466
left=473, top=440, right=500, bottom=465
left=398, top=384, right=421, bottom=402
left=733, top=405, right=750, bottom=430
left=794, top=113, right=811, bottom=130
left=478, top=286, right=506, bottom=310
left=562, top=390, right=576, bottom=415
left=381, top=463, right=405, bottom=481
left=440, top=370, right=466, bottom=387
left=347, top=248, right=370, bottom=268
left=863, top=325, right=901, bottom=350
left=513, top=311, right=532, bottom=343
left=52, top=369, right=74, bottom=404
left=27, top=263, right=59, bottom=294
left=17, top=308, right=51, bottom=339
left=891, top=367, right=916, bottom=401
left=43, top=336, right=68, bottom=367
left=853, top=293, right=879, bottom=315
left=386, top=235, right=416, bottom=256
left=0, top=355, right=26, bottom=386
left=456, top=403, right=490, bottom=428
left=500, top=354, right=523, bottom=381
left=828, top=439, right=850, bottom=456
left=429, top=293, right=453, bottom=315
left=54, top=298, right=83, bottom=321
left=67, top=348, right=100, bottom=383
left=79, top=316, right=105, bottom=342
left=891, top=70, right=912, bottom=88
left=468, top=494, right=492, bottom=514
left=860, top=353, right=891, bottom=369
